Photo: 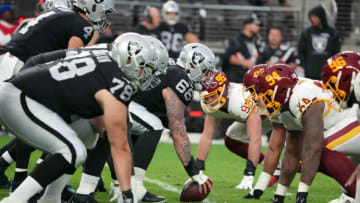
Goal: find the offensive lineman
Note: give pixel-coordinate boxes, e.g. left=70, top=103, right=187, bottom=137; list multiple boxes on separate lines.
left=0, top=33, right=159, bottom=203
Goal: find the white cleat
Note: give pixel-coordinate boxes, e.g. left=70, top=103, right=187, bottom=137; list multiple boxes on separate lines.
left=329, top=193, right=354, bottom=203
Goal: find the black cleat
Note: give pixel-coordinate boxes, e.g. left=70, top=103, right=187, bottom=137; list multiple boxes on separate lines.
left=96, top=177, right=107, bottom=192
left=0, top=173, right=10, bottom=189
left=69, top=192, right=98, bottom=203
left=141, top=191, right=166, bottom=203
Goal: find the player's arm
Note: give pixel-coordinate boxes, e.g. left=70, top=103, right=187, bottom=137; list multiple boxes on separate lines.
left=23, top=49, right=68, bottom=69
left=298, top=101, right=325, bottom=196
left=196, top=115, right=222, bottom=169
left=185, top=32, right=200, bottom=43
left=163, top=87, right=213, bottom=193
left=246, top=112, right=262, bottom=167
left=263, top=122, right=286, bottom=174
left=95, top=89, right=132, bottom=193
left=68, top=36, right=85, bottom=49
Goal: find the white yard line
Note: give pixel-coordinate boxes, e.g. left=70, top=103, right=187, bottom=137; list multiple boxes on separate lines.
left=144, top=177, right=217, bottom=203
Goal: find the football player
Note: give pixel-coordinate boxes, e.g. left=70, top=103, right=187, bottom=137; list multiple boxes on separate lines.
left=195, top=67, right=272, bottom=190
left=253, top=64, right=360, bottom=203
left=0, top=33, right=158, bottom=203
left=104, top=43, right=216, bottom=202
left=157, top=0, right=199, bottom=59
left=321, top=51, right=360, bottom=203
left=0, top=0, right=115, bottom=190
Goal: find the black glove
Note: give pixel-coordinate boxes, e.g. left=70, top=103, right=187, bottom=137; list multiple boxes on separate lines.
left=195, top=158, right=205, bottom=170
left=272, top=194, right=285, bottom=203
left=122, top=190, right=134, bottom=203
left=296, top=192, right=308, bottom=203
left=243, top=189, right=263, bottom=199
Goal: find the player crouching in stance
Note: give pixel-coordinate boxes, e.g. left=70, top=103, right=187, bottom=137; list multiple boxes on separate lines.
left=0, top=33, right=158, bottom=203
left=196, top=67, right=272, bottom=190
left=322, top=51, right=360, bottom=203
left=253, top=64, right=360, bottom=203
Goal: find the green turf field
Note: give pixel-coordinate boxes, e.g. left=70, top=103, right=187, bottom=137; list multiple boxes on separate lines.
left=0, top=136, right=342, bottom=202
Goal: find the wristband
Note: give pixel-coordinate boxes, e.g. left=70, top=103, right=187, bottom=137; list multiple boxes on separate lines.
left=184, top=156, right=199, bottom=177
left=195, top=158, right=205, bottom=170
left=244, top=160, right=256, bottom=176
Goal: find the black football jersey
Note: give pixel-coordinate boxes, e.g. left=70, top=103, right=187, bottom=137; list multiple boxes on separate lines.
left=156, top=22, right=190, bottom=59
left=10, top=49, right=134, bottom=123
left=23, top=43, right=112, bottom=69
left=133, top=65, right=193, bottom=126
left=6, top=8, right=94, bottom=62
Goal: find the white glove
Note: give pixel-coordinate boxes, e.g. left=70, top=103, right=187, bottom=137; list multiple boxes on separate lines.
left=235, top=175, right=254, bottom=190
left=110, top=180, right=121, bottom=202
left=191, top=171, right=208, bottom=185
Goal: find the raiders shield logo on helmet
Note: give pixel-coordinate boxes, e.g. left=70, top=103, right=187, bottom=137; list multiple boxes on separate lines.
left=128, top=41, right=143, bottom=56
left=192, top=52, right=205, bottom=65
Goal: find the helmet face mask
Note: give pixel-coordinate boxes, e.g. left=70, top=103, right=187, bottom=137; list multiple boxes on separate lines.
left=200, top=72, right=229, bottom=113
left=255, top=64, right=298, bottom=119
left=162, top=0, right=180, bottom=26
left=321, top=51, right=360, bottom=108
left=111, top=33, right=158, bottom=91
left=177, top=43, right=216, bottom=91
left=73, top=0, right=115, bottom=32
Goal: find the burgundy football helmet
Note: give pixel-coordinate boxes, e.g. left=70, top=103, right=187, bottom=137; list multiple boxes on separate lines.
left=200, top=71, right=230, bottom=113
left=243, top=64, right=269, bottom=101
left=255, top=64, right=298, bottom=118
left=321, top=51, right=360, bottom=107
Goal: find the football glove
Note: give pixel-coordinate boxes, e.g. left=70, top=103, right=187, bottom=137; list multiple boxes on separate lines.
left=235, top=175, right=254, bottom=190
left=191, top=171, right=208, bottom=185
left=110, top=179, right=121, bottom=202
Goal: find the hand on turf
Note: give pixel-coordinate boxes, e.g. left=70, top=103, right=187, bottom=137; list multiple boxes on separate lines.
left=110, top=179, right=121, bottom=202
left=346, top=163, right=360, bottom=187
left=191, top=171, right=214, bottom=194
left=235, top=175, right=254, bottom=190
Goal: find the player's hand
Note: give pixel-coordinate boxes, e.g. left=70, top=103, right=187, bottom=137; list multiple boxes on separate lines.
left=296, top=192, right=308, bottom=203
left=346, top=163, right=360, bottom=187
left=191, top=171, right=214, bottom=194
left=110, top=179, right=121, bottom=202
left=235, top=175, right=254, bottom=190
left=243, top=189, right=263, bottom=199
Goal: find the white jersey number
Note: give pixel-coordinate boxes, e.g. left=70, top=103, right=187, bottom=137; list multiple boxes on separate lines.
left=49, top=57, right=96, bottom=81
left=175, top=79, right=193, bottom=102
left=110, top=78, right=133, bottom=102
left=161, top=32, right=183, bottom=53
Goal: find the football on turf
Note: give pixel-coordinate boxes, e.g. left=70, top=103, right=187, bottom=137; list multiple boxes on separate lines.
left=180, top=180, right=211, bottom=202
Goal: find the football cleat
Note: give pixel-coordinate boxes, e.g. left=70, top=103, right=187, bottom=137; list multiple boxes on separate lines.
left=141, top=191, right=166, bottom=203
left=329, top=193, right=354, bottom=203
left=69, top=192, right=98, bottom=203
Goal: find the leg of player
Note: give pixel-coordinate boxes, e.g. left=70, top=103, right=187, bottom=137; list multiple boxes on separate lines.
left=132, top=130, right=165, bottom=202
left=72, top=136, right=110, bottom=202
left=272, top=131, right=302, bottom=203
left=244, top=122, right=286, bottom=199
left=12, top=139, right=35, bottom=191
left=318, top=148, right=356, bottom=203
left=0, top=138, right=16, bottom=188
left=0, top=83, right=87, bottom=202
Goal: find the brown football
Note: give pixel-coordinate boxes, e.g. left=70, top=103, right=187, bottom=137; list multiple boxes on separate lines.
left=180, top=180, right=211, bottom=202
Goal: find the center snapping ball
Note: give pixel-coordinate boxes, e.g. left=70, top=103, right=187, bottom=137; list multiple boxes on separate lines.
left=180, top=180, right=212, bottom=202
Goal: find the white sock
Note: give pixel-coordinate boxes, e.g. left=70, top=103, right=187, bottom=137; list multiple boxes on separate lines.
left=254, top=172, right=272, bottom=191
left=2, top=151, right=14, bottom=164
left=275, top=184, right=288, bottom=196
left=274, top=168, right=281, bottom=176
left=38, top=174, right=72, bottom=203
left=7, top=176, right=43, bottom=202
left=356, top=180, right=360, bottom=202
left=76, top=173, right=100, bottom=195
left=134, top=167, right=146, bottom=199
